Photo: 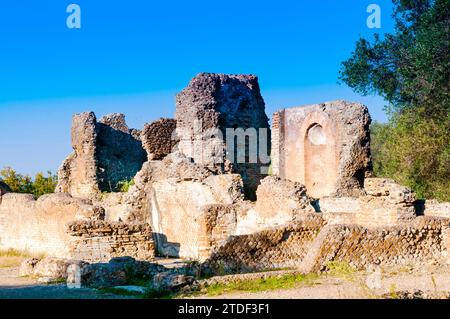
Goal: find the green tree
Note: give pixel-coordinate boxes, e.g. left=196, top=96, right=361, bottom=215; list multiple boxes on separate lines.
left=339, top=0, right=449, bottom=201
left=0, top=167, right=58, bottom=198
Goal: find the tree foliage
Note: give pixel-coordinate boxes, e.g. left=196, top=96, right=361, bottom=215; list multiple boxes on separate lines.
left=340, top=0, right=449, bottom=201
left=0, top=167, right=58, bottom=198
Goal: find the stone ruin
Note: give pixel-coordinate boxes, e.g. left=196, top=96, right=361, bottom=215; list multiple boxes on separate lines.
left=272, top=100, right=372, bottom=198
left=0, top=72, right=449, bottom=285
left=56, top=112, right=148, bottom=198
left=176, top=73, right=270, bottom=199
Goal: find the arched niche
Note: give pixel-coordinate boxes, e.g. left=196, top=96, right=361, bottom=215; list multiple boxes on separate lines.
left=298, top=112, right=338, bottom=198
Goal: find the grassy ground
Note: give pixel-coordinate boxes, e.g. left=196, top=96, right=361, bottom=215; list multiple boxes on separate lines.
left=199, top=273, right=319, bottom=297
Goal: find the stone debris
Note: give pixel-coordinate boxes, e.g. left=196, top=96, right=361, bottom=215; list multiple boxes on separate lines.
left=152, top=272, right=195, bottom=292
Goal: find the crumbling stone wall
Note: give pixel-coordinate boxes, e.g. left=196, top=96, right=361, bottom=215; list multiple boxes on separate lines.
left=140, top=153, right=244, bottom=259
left=0, top=193, right=98, bottom=257
left=175, top=73, right=271, bottom=199
left=357, top=178, right=416, bottom=227
left=57, top=112, right=100, bottom=198
left=125, top=159, right=317, bottom=260
left=272, top=100, right=372, bottom=198
left=56, top=112, right=147, bottom=198
left=141, top=118, right=178, bottom=160
left=419, top=200, right=450, bottom=219
left=67, top=220, right=154, bottom=262
left=96, top=113, right=147, bottom=192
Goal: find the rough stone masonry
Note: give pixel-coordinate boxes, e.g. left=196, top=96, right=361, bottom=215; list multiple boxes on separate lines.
left=175, top=73, right=271, bottom=199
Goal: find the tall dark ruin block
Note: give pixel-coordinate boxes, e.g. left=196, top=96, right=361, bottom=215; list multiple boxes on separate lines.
left=175, top=73, right=271, bottom=199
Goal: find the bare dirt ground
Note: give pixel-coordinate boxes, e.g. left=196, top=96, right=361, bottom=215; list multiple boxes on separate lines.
left=0, top=267, right=135, bottom=299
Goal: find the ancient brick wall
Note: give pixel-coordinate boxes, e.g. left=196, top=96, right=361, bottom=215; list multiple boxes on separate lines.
left=67, top=220, right=155, bottom=262
left=203, top=214, right=449, bottom=275
left=271, top=100, right=371, bottom=198
left=307, top=216, right=449, bottom=272
left=141, top=118, right=177, bottom=160
left=204, top=215, right=325, bottom=273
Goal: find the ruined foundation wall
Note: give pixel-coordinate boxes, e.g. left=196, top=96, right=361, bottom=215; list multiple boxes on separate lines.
left=204, top=215, right=325, bottom=274
left=307, top=216, right=449, bottom=272
left=0, top=193, right=97, bottom=257
left=204, top=215, right=449, bottom=275
left=67, top=220, right=155, bottom=262
left=421, top=200, right=450, bottom=219
left=320, top=178, right=417, bottom=228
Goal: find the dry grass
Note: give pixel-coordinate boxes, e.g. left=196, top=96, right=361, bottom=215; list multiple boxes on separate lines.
left=0, top=249, right=42, bottom=268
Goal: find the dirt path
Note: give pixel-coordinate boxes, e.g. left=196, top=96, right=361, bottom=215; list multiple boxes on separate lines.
left=1, top=262, right=449, bottom=299
left=0, top=267, right=135, bottom=299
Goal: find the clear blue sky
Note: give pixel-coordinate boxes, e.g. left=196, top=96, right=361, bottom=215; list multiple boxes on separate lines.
left=0, top=0, right=395, bottom=175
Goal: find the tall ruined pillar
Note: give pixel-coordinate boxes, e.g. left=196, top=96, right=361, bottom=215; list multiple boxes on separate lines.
left=175, top=73, right=271, bottom=199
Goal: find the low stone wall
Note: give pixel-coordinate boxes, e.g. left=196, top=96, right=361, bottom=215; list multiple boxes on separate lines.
left=203, top=215, right=325, bottom=274
left=67, top=220, right=155, bottom=262
left=318, top=178, right=418, bottom=228
left=0, top=193, right=96, bottom=257
left=307, top=216, right=449, bottom=272
left=203, top=214, right=450, bottom=275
